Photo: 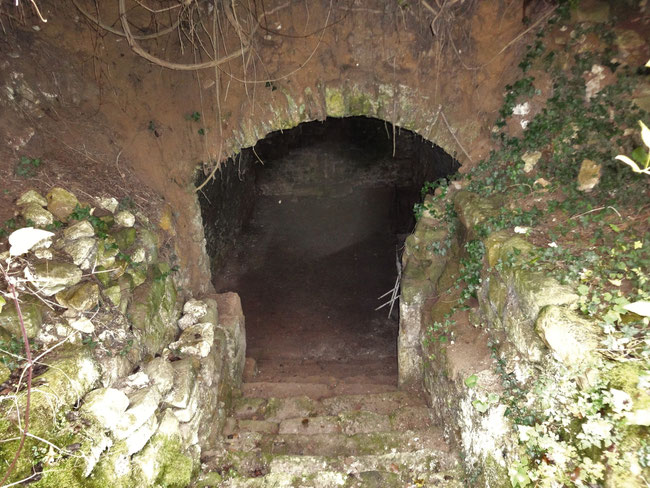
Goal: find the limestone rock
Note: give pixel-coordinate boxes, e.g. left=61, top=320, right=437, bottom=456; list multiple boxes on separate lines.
left=56, top=282, right=99, bottom=311
left=164, top=358, right=197, bottom=409
left=169, top=322, right=214, bottom=358
left=64, top=221, right=94, bottom=240
left=512, top=269, right=579, bottom=320
left=67, top=316, right=95, bottom=333
left=522, top=151, right=542, bottom=173
left=453, top=190, right=504, bottom=232
left=16, top=189, right=47, bottom=207
left=114, top=371, right=150, bottom=395
left=104, top=285, right=121, bottom=307
left=125, top=414, right=158, bottom=455
left=183, top=298, right=208, bottom=319
left=81, top=387, right=130, bottom=431
left=535, top=305, right=600, bottom=367
left=115, top=210, right=135, bottom=228
left=20, top=202, right=54, bottom=226
left=112, top=227, right=136, bottom=250
left=172, top=380, right=200, bottom=423
left=214, top=294, right=246, bottom=388
left=0, top=299, right=42, bottom=338
left=63, top=236, right=97, bottom=270
left=46, top=187, right=79, bottom=221
left=34, top=248, right=53, bottom=260
left=97, top=197, right=119, bottom=213
left=113, top=387, right=162, bottom=440
left=142, top=357, right=175, bottom=396
left=577, top=158, right=601, bottom=192
left=128, top=271, right=179, bottom=357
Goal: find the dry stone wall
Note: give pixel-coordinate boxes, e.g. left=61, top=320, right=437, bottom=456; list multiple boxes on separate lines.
left=0, top=189, right=246, bottom=487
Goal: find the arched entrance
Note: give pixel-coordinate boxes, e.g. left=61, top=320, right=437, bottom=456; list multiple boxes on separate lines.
left=199, top=116, right=458, bottom=390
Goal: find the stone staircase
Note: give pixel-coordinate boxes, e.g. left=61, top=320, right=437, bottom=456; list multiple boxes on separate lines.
left=196, top=359, right=464, bottom=487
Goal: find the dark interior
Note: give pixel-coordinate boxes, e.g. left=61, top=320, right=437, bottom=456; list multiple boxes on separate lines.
left=198, top=116, right=459, bottom=378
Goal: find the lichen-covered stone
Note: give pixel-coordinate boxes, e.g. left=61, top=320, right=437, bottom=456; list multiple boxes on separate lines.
left=113, top=387, right=162, bottom=440
left=142, top=357, right=175, bottom=396
left=128, top=271, right=179, bottom=357
left=112, top=227, right=136, bottom=250
left=453, top=190, right=503, bottom=232
left=67, top=316, right=95, bottom=333
left=164, top=358, right=197, bottom=409
left=484, top=232, right=533, bottom=267
left=104, top=284, right=121, bottom=307
left=56, top=281, right=99, bottom=311
left=214, top=294, right=246, bottom=388
left=169, top=322, right=214, bottom=358
left=64, top=221, right=95, bottom=240
left=512, top=268, right=578, bottom=320
left=81, top=387, right=130, bottom=431
left=46, top=187, right=79, bottom=221
left=16, top=189, right=47, bottom=207
left=125, top=414, right=158, bottom=455
left=577, top=158, right=601, bottom=192
left=63, top=236, right=97, bottom=270
left=0, top=298, right=42, bottom=338
left=535, top=305, right=601, bottom=368
left=115, top=210, right=135, bottom=228
left=20, top=202, right=54, bottom=226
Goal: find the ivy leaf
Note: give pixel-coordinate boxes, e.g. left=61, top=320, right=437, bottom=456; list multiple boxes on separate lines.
left=472, top=399, right=490, bottom=413
left=465, top=374, right=478, bottom=388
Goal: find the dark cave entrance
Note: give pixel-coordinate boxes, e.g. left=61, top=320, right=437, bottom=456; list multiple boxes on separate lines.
left=198, top=117, right=459, bottom=385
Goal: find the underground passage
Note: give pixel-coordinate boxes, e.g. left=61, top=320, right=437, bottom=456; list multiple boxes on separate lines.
left=199, top=116, right=460, bottom=389
left=0, top=1, right=648, bottom=486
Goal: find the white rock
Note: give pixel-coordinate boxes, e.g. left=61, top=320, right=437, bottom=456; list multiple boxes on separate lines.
left=125, top=414, right=159, bottom=455
left=183, top=299, right=208, bottom=319
left=97, top=197, right=119, bottom=213
left=8, top=227, right=54, bottom=256
left=64, top=221, right=95, bottom=240
left=81, top=388, right=130, bottom=430
left=67, top=316, right=95, bottom=333
left=168, top=322, right=214, bottom=358
left=131, top=247, right=146, bottom=263
left=113, top=387, right=162, bottom=440
left=172, top=381, right=200, bottom=423
left=20, top=203, right=54, bottom=226
left=16, top=190, right=47, bottom=207
left=177, top=314, right=196, bottom=330
left=164, top=359, right=196, bottom=409
left=115, top=210, right=135, bottom=228
left=142, top=357, right=175, bottom=396
left=63, top=237, right=97, bottom=270
left=115, top=371, right=150, bottom=395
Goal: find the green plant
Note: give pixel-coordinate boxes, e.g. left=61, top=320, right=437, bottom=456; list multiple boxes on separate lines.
left=615, top=120, right=650, bottom=174
left=69, top=204, right=112, bottom=239
left=14, top=157, right=42, bottom=178
left=186, top=111, right=201, bottom=122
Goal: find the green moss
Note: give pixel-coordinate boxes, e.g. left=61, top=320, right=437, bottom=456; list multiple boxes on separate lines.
left=347, top=93, right=374, bottom=116
left=608, top=362, right=644, bottom=393
left=325, top=87, right=346, bottom=117
left=155, top=437, right=194, bottom=487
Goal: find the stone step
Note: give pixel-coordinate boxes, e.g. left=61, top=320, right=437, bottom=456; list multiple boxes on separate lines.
left=217, top=468, right=465, bottom=488
left=241, top=381, right=397, bottom=399
left=249, top=357, right=398, bottom=386
left=233, top=391, right=426, bottom=422
left=223, top=427, right=449, bottom=458
left=201, top=449, right=462, bottom=487
left=225, top=406, right=434, bottom=437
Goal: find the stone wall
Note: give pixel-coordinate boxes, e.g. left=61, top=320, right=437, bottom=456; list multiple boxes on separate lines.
left=400, top=188, right=650, bottom=486
left=0, top=188, right=246, bottom=487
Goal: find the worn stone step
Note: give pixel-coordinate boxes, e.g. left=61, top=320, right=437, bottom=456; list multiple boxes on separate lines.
left=242, top=381, right=397, bottom=399
left=249, top=428, right=449, bottom=457
left=214, top=466, right=465, bottom=488
left=233, top=391, right=427, bottom=422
